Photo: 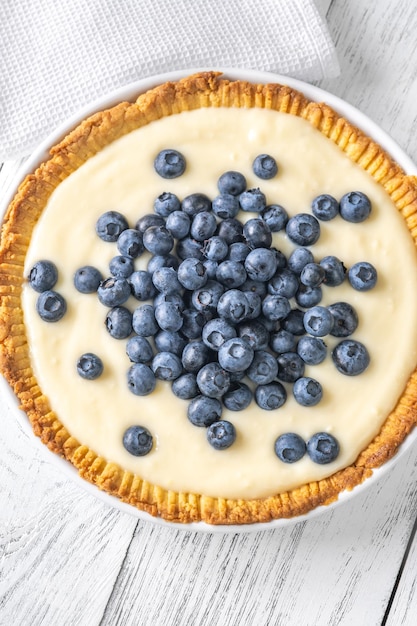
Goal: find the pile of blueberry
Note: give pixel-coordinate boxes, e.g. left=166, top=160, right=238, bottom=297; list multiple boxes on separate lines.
left=28, top=148, right=377, bottom=465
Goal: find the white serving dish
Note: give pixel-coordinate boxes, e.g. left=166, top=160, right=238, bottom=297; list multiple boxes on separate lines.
left=2, top=68, right=417, bottom=533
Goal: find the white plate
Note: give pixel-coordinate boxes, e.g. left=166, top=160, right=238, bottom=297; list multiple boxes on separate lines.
left=2, top=68, right=417, bottom=533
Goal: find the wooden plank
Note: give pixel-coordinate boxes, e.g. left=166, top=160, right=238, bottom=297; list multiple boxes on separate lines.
left=317, top=0, right=417, bottom=162
left=99, top=446, right=417, bottom=626
left=0, top=391, right=138, bottom=626
left=314, top=0, right=333, bottom=19
left=385, top=518, right=417, bottom=626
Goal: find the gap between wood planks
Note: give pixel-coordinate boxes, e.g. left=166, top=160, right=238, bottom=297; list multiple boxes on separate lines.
left=98, top=520, right=141, bottom=626
left=381, top=514, right=417, bottom=625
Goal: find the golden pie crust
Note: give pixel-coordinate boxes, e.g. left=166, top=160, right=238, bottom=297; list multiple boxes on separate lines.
left=1, top=71, right=417, bottom=525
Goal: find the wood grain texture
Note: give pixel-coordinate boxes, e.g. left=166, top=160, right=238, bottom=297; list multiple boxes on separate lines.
left=0, top=392, right=138, bottom=626
left=98, top=446, right=417, bottom=626
left=1, top=1, right=417, bottom=625
left=318, top=0, right=417, bottom=162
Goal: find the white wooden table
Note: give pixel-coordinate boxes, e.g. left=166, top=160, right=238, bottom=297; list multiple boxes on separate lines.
left=2, top=1, right=417, bottom=624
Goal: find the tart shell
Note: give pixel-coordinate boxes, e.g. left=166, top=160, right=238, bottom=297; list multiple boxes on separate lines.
left=1, top=71, right=417, bottom=525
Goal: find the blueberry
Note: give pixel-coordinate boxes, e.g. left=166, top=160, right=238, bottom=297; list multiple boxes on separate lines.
left=300, top=263, right=325, bottom=288
left=105, top=306, right=132, bottom=339
left=127, top=363, right=156, bottom=396
left=147, top=254, right=179, bottom=274
left=295, top=284, right=322, bottom=308
left=286, top=213, right=320, bottom=246
left=154, top=330, right=186, bottom=356
left=154, top=191, right=181, bottom=217
left=328, top=302, right=358, bottom=337
left=153, top=292, right=185, bottom=311
left=287, top=247, right=314, bottom=275
left=197, top=362, right=231, bottom=398
left=252, top=154, right=278, bottom=179
left=307, top=432, right=339, bottom=464
left=216, top=260, right=247, bottom=288
left=340, top=191, right=371, bottom=223
left=274, top=433, right=306, bottom=463
left=218, top=338, right=254, bottom=373
left=217, top=289, right=250, bottom=324
left=262, top=294, right=291, bottom=322
left=207, top=420, right=236, bottom=450
left=222, top=382, right=252, bottom=411
left=244, top=291, right=262, bottom=319
left=151, top=352, right=182, bottom=381
left=181, top=193, right=212, bottom=217
left=244, top=248, right=278, bottom=282
left=320, top=256, right=346, bottom=287
left=96, top=211, right=129, bottom=242
left=123, top=425, right=153, bottom=456
left=297, top=336, right=327, bottom=365
left=154, top=149, right=186, bottom=178
left=74, top=265, right=103, bottom=293
left=241, top=279, right=267, bottom=298
left=203, top=260, right=219, bottom=279
left=132, top=304, right=158, bottom=336
left=176, top=237, right=204, bottom=261
left=97, top=277, right=131, bottom=307
left=247, top=350, right=278, bottom=385
left=255, top=383, right=287, bottom=410
left=268, top=268, right=299, bottom=299
left=202, top=317, right=237, bottom=351
left=280, top=309, right=306, bottom=336
left=332, top=339, right=370, bottom=375
left=128, top=271, right=157, bottom=301
left=136, top=213, right=165, bottom=234
left=311, top=194, right=339, bottom=221
left=143, top=226, right=174, bottom=255
left=239, top=188, right=267, bottom=213
left=217, top=170, right=246, bottom=196
left=270, top=329, right=296, bottom=354
left=154, top=301, right=183, bottom=332
left=293, top=377, right=323, bottom=406
left=28, top=260, right=58, bottom=292
left=216, top=218, right=244, bottom=244
left=152, top=267, right=182, bottom=295
left=126, top=335, right=153, bottom=363
left=229, top=370, right=247, bottom=383
left=181, top=309, right=207, bottom=339
left=348, top=261, right=377, bottom=291
left=227, top=242, right=251, bottom=262
left=303, top=306, right=334, bottom=337
left=188, top=395, right=222, bottom=426
left=165, top=210, right=191, bottom=239
left=257, top=313, right=277, bottom=331
left=76, top=353, right=103, bottom=380
left=261, top=204, right=288, bottom=231
left=117, top=229, right=144, bottom=259
left=277, top=352, right=305, bottom=383
left=177, top=258, right=207, bottom=290
left=191, top=211, right=217, bottom=241
left=36, top=290, right=67, bottom=322
left=109, top=255, right=134, bottom=278
left=243, top=218, right=272, bottom=248
left=191, top=280, right=224, bottom=313
left=172, top=373, right=199, bottom=399
left=212, top=194, right=240, bottom=219
left=182, top=341, right=212, bottom=372
left=203, top=236, right=229, bottom=262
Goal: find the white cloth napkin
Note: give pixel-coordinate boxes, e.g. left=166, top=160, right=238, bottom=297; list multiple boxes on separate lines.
left=0, top=0, right=339, bottom=161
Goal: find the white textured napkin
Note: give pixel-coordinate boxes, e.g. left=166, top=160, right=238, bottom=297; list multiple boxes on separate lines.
left=0, top=0, right=339, bottom=161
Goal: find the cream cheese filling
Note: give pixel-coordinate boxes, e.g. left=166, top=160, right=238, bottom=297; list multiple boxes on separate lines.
left=22, top=107, right=417, bottom=500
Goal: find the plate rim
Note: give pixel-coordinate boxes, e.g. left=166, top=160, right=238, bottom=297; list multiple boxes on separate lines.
left=2, top=67, right=417, bottom=533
